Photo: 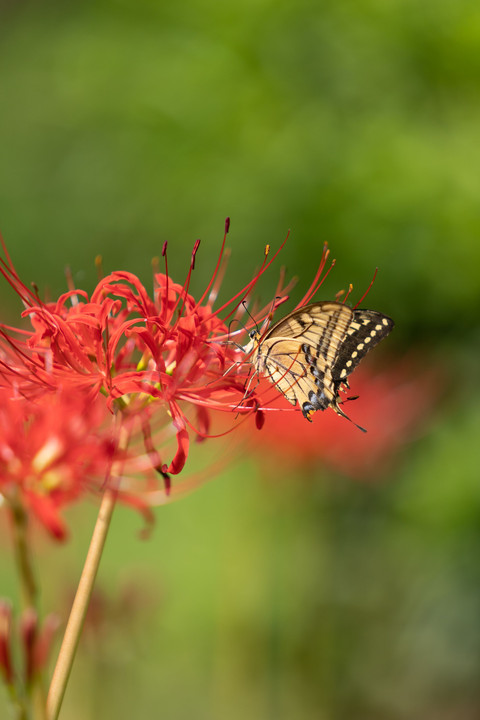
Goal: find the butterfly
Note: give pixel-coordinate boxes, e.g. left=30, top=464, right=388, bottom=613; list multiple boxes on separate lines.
left=243, top=301, right=394, bottom=431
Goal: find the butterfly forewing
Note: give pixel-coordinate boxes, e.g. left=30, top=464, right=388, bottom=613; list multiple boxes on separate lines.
left=331, top=310, right=395, bottom=389
left=264, top=302, right=353, bottom=362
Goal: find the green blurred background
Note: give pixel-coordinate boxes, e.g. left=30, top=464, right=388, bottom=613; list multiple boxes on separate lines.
left=1, top=1, right=480, bottom=718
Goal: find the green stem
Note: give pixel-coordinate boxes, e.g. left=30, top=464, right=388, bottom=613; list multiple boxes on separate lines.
left=7, top=683, right=27, bottom=720
left=11, top=502, right=38, bottom=609
left=11, top=500, right=47, bottom=720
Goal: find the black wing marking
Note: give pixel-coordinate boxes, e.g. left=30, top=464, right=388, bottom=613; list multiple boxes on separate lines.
left=331, top=310, right=395, bottom=390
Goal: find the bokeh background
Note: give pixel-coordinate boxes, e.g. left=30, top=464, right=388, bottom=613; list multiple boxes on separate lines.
left=1, top=1, right=480, bottom=718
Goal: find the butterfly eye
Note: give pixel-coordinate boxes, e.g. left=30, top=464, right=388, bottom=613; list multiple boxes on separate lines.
left=249, top=329, right=257, bottom=339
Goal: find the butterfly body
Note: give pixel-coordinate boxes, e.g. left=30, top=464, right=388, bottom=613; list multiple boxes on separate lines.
left=244, top=301, right=394, bottom=430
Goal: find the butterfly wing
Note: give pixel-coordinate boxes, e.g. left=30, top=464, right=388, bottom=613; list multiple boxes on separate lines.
left=257, top=336, right=335, bottom=409
left=263, top=302, right=354, bottom=363
left=255, top=302, right=354, bottom=419
left=252, top=301, right=394, bottom=429
left=331, top=309, right=395, bottom=390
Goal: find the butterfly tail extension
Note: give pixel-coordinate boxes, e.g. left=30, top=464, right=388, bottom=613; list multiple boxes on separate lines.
left=332, top=396, right=367, bottom=433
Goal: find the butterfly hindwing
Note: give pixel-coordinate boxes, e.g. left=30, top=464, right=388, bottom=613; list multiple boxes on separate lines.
left=253, top=303, right=351, bottom=420
left=259, top=337, right=335, bottom=411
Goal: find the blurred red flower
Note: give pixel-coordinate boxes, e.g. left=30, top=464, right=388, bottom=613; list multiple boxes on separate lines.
left=0, top=600, right=59, bottom=691
left=248, top=359, right=439, bottom=479
left=0, top=388, right=120, bottom=539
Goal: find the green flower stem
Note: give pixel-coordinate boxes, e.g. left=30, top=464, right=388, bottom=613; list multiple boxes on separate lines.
left=11, top=500, right=47, bottom=720
left=11, top=501, right=38, bottom=609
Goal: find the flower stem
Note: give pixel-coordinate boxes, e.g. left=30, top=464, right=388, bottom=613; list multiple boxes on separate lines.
left=46, top=487, right=117, bottom=720
left=11, top=501, right=38, bottom=609
left=11, top=500, right=47, bottom=720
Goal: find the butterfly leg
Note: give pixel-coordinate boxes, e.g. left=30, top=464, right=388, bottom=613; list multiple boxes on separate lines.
left=232, top=368, right=262, bottom=417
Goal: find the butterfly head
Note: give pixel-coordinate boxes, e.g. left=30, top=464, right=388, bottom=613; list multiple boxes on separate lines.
left=242, top=328, right=261, bottom=355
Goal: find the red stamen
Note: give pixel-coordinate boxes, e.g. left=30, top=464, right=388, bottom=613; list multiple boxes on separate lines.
left=354, top=267, right=378, bottom=309
left=212, top=230, right=291, bottom=323
left=169, top=239, right=201, bottom=323
left=0, top=256, right=40, bottom=307
left=207, top=247, right=230, bottom=306
left=95, top=256, right=103, bottom=281
left=191, top=239, right=201, bottom=270
left=161, top=242, right=170, bottom=320
left=305, top=258, right=336, bottom=305
left=295, top=243, right=333, bottom=308
left=0, top=230, right=15, bottom=271
left=197, top=223, right=229, bottom=306
left=343, top=283, right=354, bottom=304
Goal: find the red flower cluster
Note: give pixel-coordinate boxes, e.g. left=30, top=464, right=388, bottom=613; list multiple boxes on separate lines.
left=0, top=222, right=308, bottom=536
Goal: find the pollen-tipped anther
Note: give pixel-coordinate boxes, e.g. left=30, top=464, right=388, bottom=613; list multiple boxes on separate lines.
left=191, top=239, right=201, bottom=270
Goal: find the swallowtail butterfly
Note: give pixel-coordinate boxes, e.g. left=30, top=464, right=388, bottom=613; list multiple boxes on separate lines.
left=244, top=301, right=394, bottom=431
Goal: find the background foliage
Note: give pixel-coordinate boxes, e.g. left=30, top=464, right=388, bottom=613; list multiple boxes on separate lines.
left=1, top=1, right=479, bottom=718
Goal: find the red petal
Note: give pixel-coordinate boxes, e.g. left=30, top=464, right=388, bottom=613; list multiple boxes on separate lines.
left=166, top=403, right=190, bottom=475
left=27, top=495, right=68, bottom=541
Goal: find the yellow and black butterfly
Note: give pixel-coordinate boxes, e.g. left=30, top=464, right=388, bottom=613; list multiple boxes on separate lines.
left=243, top=301, right=394, bottom=431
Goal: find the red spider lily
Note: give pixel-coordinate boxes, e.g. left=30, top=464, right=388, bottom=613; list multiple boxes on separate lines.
left=248, top=359, right=439, bottom=479
left=0, top=387, right=123, bottom=539
left=0, top=222, right=370, bottom=505
left=0, top=222, right=289, bottom=404
left=0, top=223, right=333, bottom=484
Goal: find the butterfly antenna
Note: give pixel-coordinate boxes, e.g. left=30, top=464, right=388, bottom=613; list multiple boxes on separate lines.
left=224, top=318, right=247, bottom=351
left=241, top=300, right=260, bottom=334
